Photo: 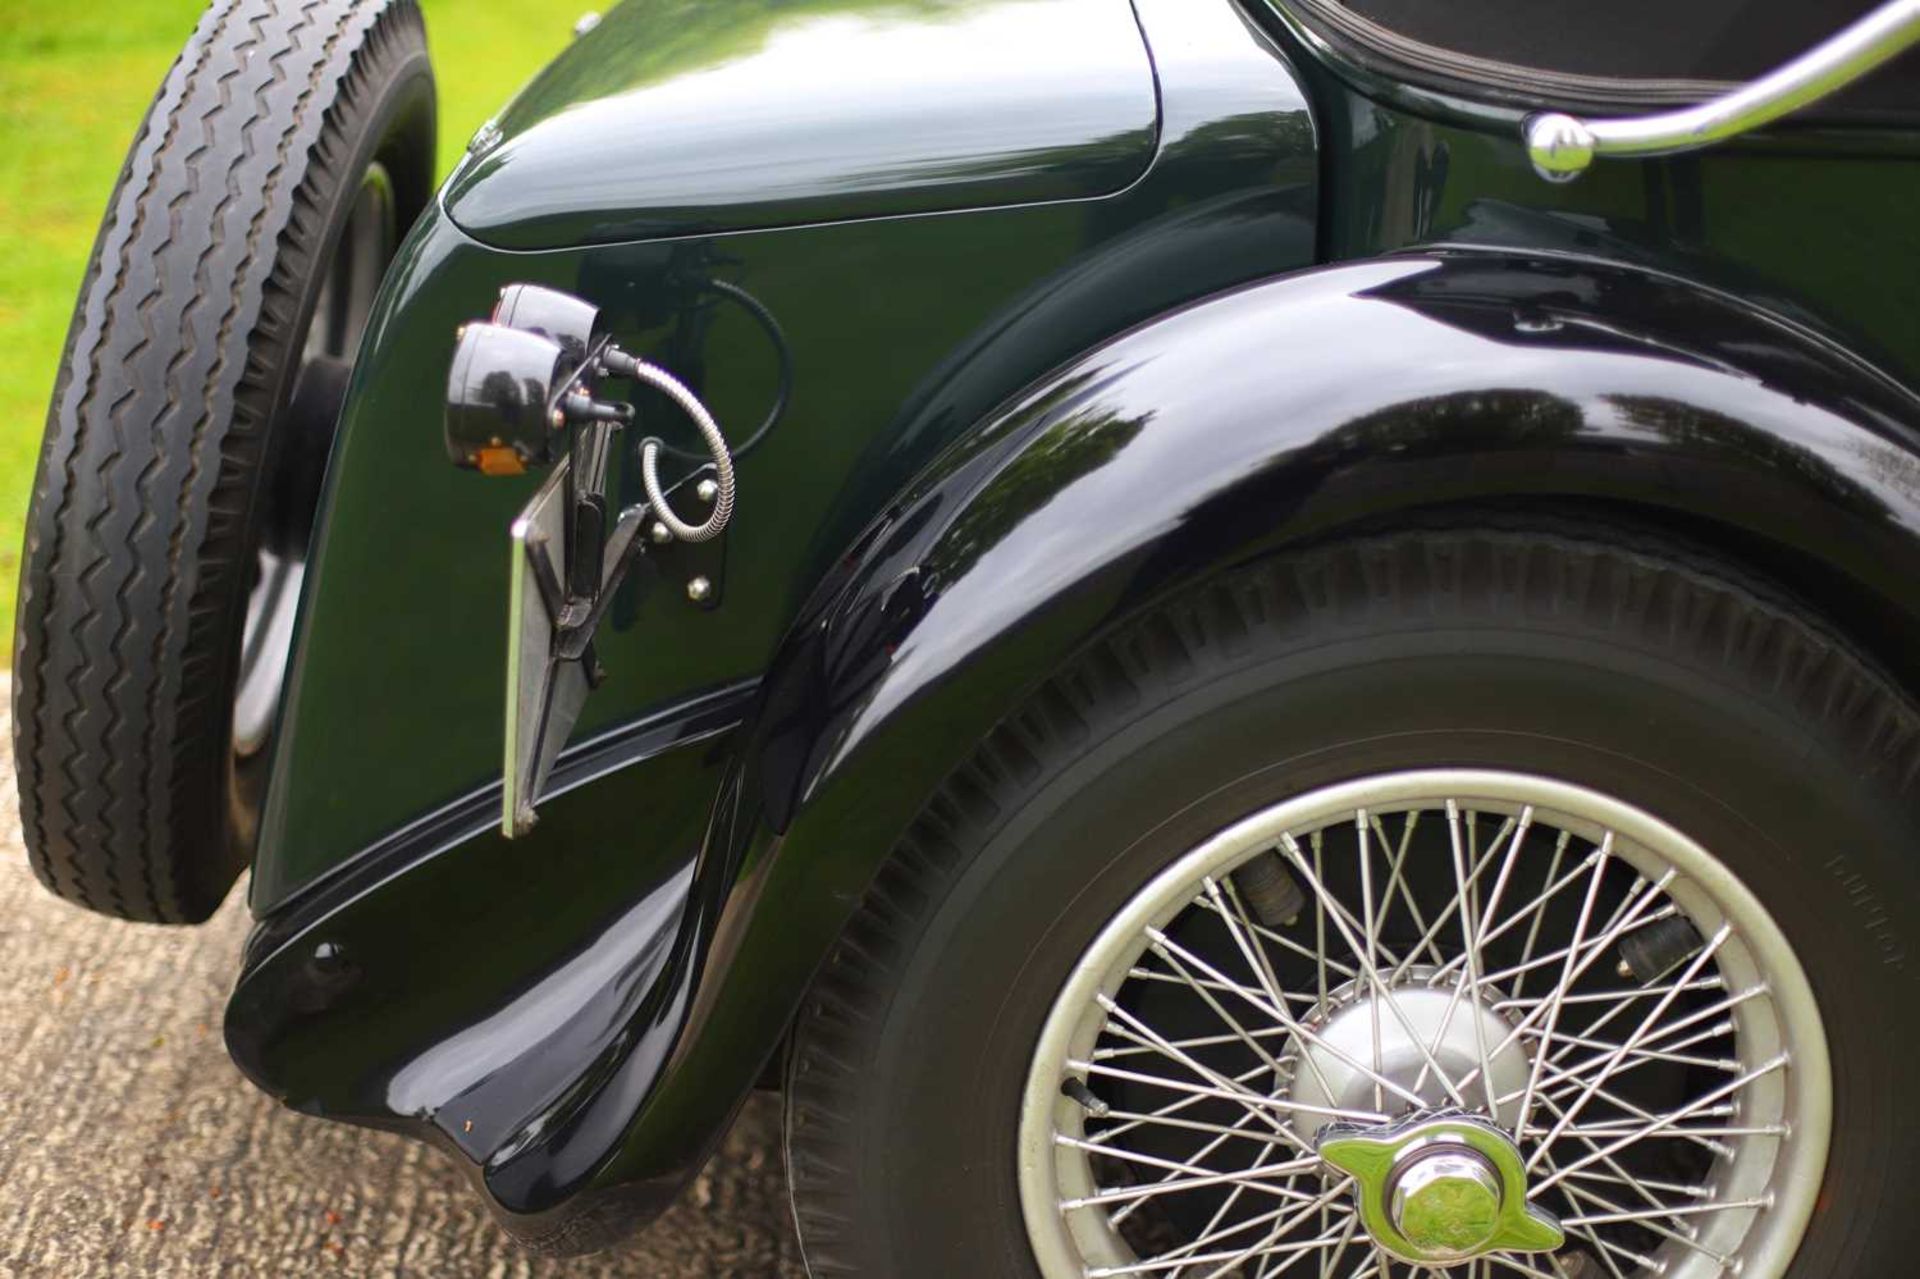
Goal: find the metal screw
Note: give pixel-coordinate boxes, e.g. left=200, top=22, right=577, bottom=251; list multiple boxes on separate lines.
left=648, top=521, right=673, bottom=545
left=695, top=478, right=719, bottom=504
left=686, top=576, right=713, bottom=603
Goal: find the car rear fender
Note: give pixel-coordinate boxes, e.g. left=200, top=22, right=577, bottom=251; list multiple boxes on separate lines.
left=602, top=246, right=1920, bottom=1211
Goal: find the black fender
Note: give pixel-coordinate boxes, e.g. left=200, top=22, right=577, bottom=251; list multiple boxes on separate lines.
left=581, top=249, right=1920, bottom=1214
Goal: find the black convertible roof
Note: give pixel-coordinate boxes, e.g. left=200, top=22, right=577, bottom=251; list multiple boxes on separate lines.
left=1274, top=0, right=1919, bottom=118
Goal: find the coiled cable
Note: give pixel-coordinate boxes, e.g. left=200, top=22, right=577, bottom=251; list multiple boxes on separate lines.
left=623, top=357, right=735, bottom=543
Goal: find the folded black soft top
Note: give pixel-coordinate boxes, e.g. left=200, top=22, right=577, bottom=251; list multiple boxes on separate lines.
left=1271, top=0, right=1920, bottom=118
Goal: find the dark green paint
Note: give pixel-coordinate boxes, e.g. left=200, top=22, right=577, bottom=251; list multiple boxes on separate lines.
left=253, top=0, right=1316, bottom=906
left=445, top=0, right=1159, bottom=247
left=232, top=0, right=1920, bottom=1250
left=1244, top=0, right=1920, bottom=385
left=579, top=251, right=1920, bottom=1237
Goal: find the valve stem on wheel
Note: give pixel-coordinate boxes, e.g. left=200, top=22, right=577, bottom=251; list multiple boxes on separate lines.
left=1234, top=851, right=1308, bottom=927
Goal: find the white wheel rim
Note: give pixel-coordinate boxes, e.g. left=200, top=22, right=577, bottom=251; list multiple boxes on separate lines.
left=1019, top=770, right=1831, bottom=1279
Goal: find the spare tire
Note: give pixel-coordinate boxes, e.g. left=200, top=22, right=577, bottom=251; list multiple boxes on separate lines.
left=13, top=0, right=435, bottom=922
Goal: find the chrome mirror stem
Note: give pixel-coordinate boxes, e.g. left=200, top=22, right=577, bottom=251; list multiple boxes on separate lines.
left=1525, top=0, right=1920, bottom=180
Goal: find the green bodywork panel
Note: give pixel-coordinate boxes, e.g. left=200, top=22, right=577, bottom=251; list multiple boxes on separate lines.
left=445, top=0, right=1161, bottom=247
left=255, top=0, right=1920, bottom=907
left=252, top=0, right=1319, bottom=908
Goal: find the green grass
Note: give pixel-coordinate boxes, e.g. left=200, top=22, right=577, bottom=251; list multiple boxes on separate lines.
left=0, top=0, right=588, bottom=657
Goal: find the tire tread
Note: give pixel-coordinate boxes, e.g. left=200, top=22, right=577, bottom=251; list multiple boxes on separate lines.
left=784, top=523, right=1920, bottom=1276
left=14, top=0, right=430, bottom=922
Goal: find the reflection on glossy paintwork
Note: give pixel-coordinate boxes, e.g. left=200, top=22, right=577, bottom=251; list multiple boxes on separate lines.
left=923, top=374, right=1149, bottom=586
left=234, top=0, right=1320, bottom=1247
left=447, top=0, right=1158, bottom=246
left=1298, top=62, right=1920, bottom=385
left=255, top=0, right=1316, bottom=912
left=825, top=253, right=1920, bottom=779
left=614, top=256, right=1920, bottom=1251
left=383, top=864, right=691, bottom=1149
left=230, top=0, right=1920, bottom=1253
left=228, top=688, right=744, bottom=1234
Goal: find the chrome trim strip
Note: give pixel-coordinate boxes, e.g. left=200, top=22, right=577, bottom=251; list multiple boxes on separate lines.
left=1525, top=0, right=1920, bottom=179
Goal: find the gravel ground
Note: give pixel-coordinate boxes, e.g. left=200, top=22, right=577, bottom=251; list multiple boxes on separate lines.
left=0, top=699, right=809, bottom=1278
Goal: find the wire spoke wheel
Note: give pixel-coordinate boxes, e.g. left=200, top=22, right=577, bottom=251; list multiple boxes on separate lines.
left=1019, top=770, right=1830, bottom=1279
left=234, top=161, right=398, bottom=762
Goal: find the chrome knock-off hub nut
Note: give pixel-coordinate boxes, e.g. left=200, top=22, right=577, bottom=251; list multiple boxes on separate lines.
left=1318, top=1114, right=1563, bottom=1267
left=1389, top=1147, right=1502, bottom=1261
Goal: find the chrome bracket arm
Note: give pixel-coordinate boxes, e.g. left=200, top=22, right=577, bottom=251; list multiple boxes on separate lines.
left=1525, top=0, right=1920, bottom=180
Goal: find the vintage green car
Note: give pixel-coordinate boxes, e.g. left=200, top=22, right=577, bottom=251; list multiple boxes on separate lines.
left=16, top=0, right=1920, bottom=1273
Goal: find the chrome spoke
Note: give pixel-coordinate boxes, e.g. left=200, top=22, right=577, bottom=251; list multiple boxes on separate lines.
left=1386, top=821, right=1512, bottom=987
left=1083, top=1110, right=1304, bottom=1151
left=1094, top=1024, right=1299, bottom=1062
left=1551, top=1174, right=1742, bottom=1268
left=1083, top=1057, right=1279, bottom=1153
left=1096, top=996, right=1307, bottom=1141
left=1454, top=868, right=1676, bottom=1099
left=1356, top=811, right=1386, bottom=1113
left=1022, top=776, right=1826, bottom=1279
left=1495, top=975, right=1725, bottom=1012
left=1526, top=923, right=1734, bottom=1169
left=1298, top=1210, right=1361, bottom=1279
left=1059, top=1162, right=1323, bottom=1211
left=1104, top=1100, right=1282, bottom=1228
left=1082, top=1181, right=1355, bottom=1278
left=1281, top=833, right=1471, bottom=1108
left=1207, top=877, right=1317, bottom=1075
left=1483, top=1254, right=1562, bottom=1279
left=1564, top=1197, right=1770, bottom=1229
left=1472, top=903, right=1676, bottom=991
left=1528, top=1088, right=1701, bottom=1223
left=1164, top=1127, right=1313, bottom=1262
left=1125, top=926, right=1293, bottom=1076
left=1370, top=811, right=1447, bottom=969
left=1313, top=830, right=1331, bottom=1009
left=1545, top=1122, right=1785, bottom=1141
left=1155, top=1176, right=1348, bottom=1273
left=1146, top=926, right=1426, bottom=1111
left=1532, top=1018, right=1739, bottom=1078
left=1125, top=964, right=1322, bottom=1006
left=1562, top=1166, right=1712, bottom=1200
left=1528, top=1083, right=1735, bottom=1160
left=1192, top=888, right=1361, bottom=982
left=1429, top=840, right=1593, bottom=984
left=1529, top=1053, right=1790, bottom=1195
left=1510, top=830, right=1571, bottom=1000
left=1072, top=1058, right=1380, bottom=1128
left=1054, top=1133, right=1323, bottom=1200
left=1504, top=840, right=1608, bottom=1136
left=1286, top=842, right=1406, bottom=976
left=1447, top=800, right=1503, bottom=1114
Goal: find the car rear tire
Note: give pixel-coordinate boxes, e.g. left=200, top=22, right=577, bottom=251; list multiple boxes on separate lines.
left=12, top=0, right=434, bottom=923
left=784, top=525, right=1920, bottom=1279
